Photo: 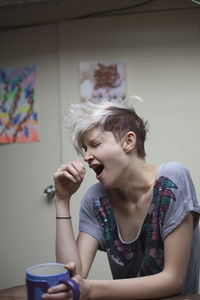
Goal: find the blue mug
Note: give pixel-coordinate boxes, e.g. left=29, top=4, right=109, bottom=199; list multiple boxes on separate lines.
left=26, top=262, right=80, bottom=300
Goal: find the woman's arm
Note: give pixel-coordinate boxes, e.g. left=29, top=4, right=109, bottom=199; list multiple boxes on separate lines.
left=77, top=232, right=99, bottom=278
left=86, top=212, right=193, bottom=299
left=54, top=160, right=90, bottom=274
left=55, top=198, right=82, bottom=271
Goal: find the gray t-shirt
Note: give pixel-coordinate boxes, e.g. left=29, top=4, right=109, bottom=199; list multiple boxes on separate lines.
left=79, top=162, right=200, bottom=293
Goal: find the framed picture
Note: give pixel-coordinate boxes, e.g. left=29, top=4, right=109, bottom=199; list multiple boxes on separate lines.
left=80, top=61, right=125, bottom=102
left=0, top=65, right=38, bottom=144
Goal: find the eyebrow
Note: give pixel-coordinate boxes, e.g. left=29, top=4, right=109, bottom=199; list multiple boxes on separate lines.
left=90, top=137, right=100, bottom=142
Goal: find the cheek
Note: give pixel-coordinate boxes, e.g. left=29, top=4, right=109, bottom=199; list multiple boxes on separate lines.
left=107, top=153, right=127, bottom=170
left=101, top=144, right=126, bottom=166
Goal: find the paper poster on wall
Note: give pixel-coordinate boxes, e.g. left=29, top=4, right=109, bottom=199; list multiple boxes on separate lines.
left=80, top=61, right=125, bottom=102
left=0, top=65, right=38, bottom=144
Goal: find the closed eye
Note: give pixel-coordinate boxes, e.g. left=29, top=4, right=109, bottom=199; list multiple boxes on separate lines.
left=91, top=143, right=100, bottom=148
left=88, top=139, right=101, bottom=148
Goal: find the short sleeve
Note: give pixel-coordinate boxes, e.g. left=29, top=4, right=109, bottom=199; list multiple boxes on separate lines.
left=160, top=162, right=200, bottom=239
left=79, top=183, right=106, bottom=251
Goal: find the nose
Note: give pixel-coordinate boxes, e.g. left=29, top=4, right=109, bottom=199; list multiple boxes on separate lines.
left=84, top=150, right=94, bottom=162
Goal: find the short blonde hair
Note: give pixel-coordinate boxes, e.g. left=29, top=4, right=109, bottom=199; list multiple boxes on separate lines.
left=65, top=98, right=148, bottom=158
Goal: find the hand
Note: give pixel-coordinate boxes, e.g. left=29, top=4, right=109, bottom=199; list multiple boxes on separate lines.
left=54, top=160, right=86, bottom=201
left=42, top=282, right=73, bottom=299
left=42, top=263, right=89, bottom=300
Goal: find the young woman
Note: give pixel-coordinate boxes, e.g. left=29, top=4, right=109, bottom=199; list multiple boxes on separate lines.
left=42, top=98, right=200, bottom=299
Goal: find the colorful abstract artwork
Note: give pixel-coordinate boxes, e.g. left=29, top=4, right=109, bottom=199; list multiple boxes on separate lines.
left=80, top=61, right=125, bottom=102
left=0, top=65, right=38, bottom=144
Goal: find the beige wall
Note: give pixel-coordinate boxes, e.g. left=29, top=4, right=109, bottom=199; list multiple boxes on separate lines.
left=0, top=25, right=62, bottom=288
left=59, top=8, right=200, bottom=280
left=0, top=8, right=200, bottom=288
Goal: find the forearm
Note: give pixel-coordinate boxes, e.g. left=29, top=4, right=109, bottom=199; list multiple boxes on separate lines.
left=55, top=198, right=82, bottom=274
left=87, top=271, right=183, bottom=300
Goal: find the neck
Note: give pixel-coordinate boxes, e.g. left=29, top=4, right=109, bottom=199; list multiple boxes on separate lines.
left=110, top=158, right=158, bottom=204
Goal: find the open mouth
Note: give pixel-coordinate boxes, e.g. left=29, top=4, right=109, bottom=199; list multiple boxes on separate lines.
left=93, top=165, right=104, bottom=177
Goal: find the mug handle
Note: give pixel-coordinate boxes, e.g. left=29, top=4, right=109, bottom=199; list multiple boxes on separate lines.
left=59, top=277, right=80, bottom=300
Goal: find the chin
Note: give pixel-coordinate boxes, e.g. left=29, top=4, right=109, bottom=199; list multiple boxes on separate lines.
left=99, top=179, right=116, bottom=190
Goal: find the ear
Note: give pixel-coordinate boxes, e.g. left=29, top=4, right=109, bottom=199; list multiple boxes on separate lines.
left=122, top=131, right=136, bottom=153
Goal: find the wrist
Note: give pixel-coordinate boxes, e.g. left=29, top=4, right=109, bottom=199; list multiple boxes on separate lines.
left=87, top=280, right=102, bottom=300
left=54, top=193, right=70, bottom=203
left=55, top=198, right=70, bottom=215
left=88, top=280, right=113, bottom=300
left=85, top=279, right=94, bottom=300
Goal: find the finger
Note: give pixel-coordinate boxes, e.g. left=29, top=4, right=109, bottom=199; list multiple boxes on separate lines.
left=70, top=160, right=86, bottom=180
left=42, top=290, right=73, bottom=299
left=64, top=161, right=85, bottom=183
left=48, top=283, right=69, bottom=294
left=66, top=164, right=83, bottom=182
left=64, top=262, right=76, bottom=277
left=58, top=160, right=85, bottom=174
left=57, top=161, right=85, bottom=182
left=54, top=170, right=78, bottom=184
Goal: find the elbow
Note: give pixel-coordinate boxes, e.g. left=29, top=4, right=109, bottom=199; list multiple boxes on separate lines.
left=173, top=278, right=184, bottom=295
left=173, top=270, right=187, bottom=294
left=164, top=272, right=185, bottom=296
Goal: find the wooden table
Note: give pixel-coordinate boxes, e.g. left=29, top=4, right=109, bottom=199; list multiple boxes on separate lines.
left=0, top=284, right=200, bottom=299
left=163, top=295, right=200, bottom=300
left=0, top=285, right=27, bottom=299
